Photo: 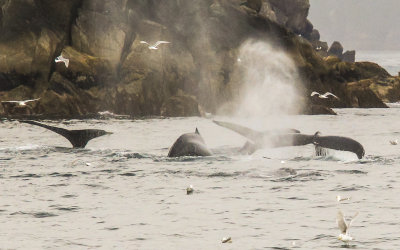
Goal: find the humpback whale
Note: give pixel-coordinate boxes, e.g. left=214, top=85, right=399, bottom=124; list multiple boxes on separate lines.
left=213, top=120, right=365, bottom=159
left=20, top=120, right=112, bottom=148
left=168, top=128, right=212, bottom=157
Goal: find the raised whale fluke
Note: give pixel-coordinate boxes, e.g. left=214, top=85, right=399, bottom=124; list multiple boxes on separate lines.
left=213, top=120, right=300, bottom=142
left=313, top=133, right=365, bottom=159
left=20, top=120, right=112, bottom=148
left=214, top=121, right=365, bottom=159
left=168, top=128, right=212, bottom=157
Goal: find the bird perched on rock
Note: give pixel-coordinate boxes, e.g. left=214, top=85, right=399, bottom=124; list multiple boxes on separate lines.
left=337, top=210, right=358, bottom=243
left=55, top=55, right=69, bottom=68
left=140, top=40, right=170, bottom=50
left=311, top=91, right=339, bottom=99
left=240, top=0, right=262, bottom=13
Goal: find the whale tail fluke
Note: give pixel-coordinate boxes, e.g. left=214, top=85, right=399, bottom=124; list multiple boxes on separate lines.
left=313, top=134, right=365, bottom=159
left=213, top=120, right=300, bottom=142
left=315, top=145, right=328, bottom=157
left=213, top=120, right=262, bottom=142
left=239, top=141, right=258, bottom=155
left=20, top=120, right=112, bottom=148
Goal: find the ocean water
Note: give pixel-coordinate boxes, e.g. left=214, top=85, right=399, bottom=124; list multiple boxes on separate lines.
left=357, top=50, right=400, bottom=76
left=1, top=107, right=400, bottom=249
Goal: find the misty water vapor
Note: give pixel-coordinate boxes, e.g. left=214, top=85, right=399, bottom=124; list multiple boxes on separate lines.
left=232, top=40, right=304, bottom=118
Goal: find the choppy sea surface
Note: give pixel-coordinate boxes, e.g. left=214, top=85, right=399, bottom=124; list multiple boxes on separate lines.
left=1, top=107, right=400, bottom=249
left=357, top=50, right=400, bottom=76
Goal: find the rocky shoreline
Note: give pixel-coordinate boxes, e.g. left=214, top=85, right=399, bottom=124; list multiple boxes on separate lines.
left=1, top=0, right=399, bottom=119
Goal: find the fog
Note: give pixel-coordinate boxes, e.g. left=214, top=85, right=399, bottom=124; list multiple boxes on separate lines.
left=309, top=0, right=400, bottom=50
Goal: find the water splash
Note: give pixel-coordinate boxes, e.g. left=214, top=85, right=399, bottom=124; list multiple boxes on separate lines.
left=231, top=40, right=304, bottom=117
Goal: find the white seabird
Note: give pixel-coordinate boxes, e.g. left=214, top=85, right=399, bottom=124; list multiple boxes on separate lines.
left=337, top=210, right=358, bottom=243
left=55, top=55, right=69, bottom=68
left=221, top=237, right=232, bottom=243
left=1, top=98, right=40, bottom=107
left=311, top=91, right=339, bottom=99
left=336, top=195, right=351, bottom=202
left=186, top=185, right=194, bottom=195
left=140, top=40, right=170, bottom=50
left=390, top=139, right=398, bottom=145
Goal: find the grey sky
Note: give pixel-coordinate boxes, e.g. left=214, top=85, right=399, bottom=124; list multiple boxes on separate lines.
left=309, top=0, right=400, bottom=50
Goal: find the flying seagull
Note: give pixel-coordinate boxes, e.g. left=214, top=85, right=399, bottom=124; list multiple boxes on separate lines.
left=337, top=210, right=359, bottom=243
left=55, top=55, right=69, bottom=68
left=140, top=40, right=170, bottom=50
left=311, top=91, right=339, bottom=99
left=1, top=98, right=40, bottom=107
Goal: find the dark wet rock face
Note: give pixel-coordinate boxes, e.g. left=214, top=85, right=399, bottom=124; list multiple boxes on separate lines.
left=328, top=41, right=343, bottom=58
left=342, top=50, right=356, bottom=63
left=0, top=0, right=396, bottom=118
left=161, top=94, right=201, bottom=117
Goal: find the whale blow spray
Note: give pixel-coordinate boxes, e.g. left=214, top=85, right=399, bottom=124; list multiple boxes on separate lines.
left=232, top=40, right=304, bottom=118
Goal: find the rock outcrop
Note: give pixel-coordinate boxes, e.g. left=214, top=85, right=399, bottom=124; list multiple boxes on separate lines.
left=0, top=0, right=395, bottom=118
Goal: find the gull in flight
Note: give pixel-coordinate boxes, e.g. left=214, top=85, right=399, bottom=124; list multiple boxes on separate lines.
left=55, top=55, right=69, bottom=68
left=311, top=91, right=339, bottom=99
left=1, top=98, right=40, bottom=107
left=337, top=210, right=359, bottom=243
left=140, top=40, right=170, bottom=50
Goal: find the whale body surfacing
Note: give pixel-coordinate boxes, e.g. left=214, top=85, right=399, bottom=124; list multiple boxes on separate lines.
left=168, top=128, right=212, bottom=157
left=213, top=120, right=365, bottom=159
left=20, top=120, right=112, bottom=148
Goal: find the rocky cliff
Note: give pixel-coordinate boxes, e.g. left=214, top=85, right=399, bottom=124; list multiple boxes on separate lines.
left=0, top=0, right=396, bottom=118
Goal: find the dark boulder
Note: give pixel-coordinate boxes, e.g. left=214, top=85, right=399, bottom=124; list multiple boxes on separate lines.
left=160, top=93, right=201, bottom=117
left=309, top=29, right=320, bottom=42
left=344, top=80, right=388, bottom=108
left=342, top=50, right=356, bottom=63
left=328, top=41, right=343, bottom=58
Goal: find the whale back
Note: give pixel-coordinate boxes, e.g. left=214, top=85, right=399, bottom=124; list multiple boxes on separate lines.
left=168, top=129, right=212, bottom=157
left=20, top=120, right=111, bottom=148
